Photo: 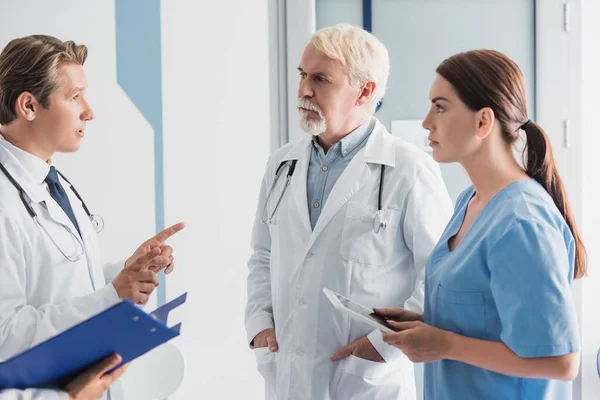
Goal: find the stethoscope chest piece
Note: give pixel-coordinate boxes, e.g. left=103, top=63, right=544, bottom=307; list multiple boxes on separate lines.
left=90, top=214, right=105, bottom=233
left=373, top=210, right=386, bottom=234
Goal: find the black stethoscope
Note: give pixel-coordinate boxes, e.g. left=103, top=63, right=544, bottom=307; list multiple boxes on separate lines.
left=0, top=161, right=104, bottom=262
left=261, top=160, right=297, bottom=225
left=262, top=160, right=387, bottom=233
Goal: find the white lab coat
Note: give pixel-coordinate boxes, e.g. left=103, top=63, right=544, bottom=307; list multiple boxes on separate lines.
left=0, top=388, right=67, bottom=400
left=0, top=135, right=123, bottom=399
left=0, top=359, right=67, bottom=399
left=246, top=119, right=453, bottom=400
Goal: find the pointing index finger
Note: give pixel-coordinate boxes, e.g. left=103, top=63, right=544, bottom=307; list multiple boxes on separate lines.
left=151, top=222, right=185, bottom=244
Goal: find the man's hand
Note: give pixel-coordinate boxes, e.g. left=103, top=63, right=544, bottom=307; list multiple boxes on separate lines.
left=253, top=328, right=278, bottom=352
left=112, top=248, right=161, bottom=304
left=373, top=307, right=424, bottom=323
left=125, top=222, right=185, bottom=274
left=330, top=336, right=384, bottom=362
left=66, top=354, right=129, bottom=400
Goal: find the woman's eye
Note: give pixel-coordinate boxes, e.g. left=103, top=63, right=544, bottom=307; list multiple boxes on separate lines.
left=435, top=104, right=444, bottom=113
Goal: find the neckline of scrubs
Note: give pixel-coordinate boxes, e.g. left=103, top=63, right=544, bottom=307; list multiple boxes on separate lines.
left=445, top=178, right=535, bottom=254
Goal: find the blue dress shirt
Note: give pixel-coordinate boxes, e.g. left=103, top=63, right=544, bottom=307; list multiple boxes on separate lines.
left=306, top=118, right=375, bottom=230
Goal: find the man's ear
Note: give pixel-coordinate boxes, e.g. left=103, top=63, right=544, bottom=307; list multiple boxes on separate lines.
left=476, top=107, right=495, bottom=140
left=15, top=92, right=39, bottom=121
left=356, top=81, right=376, bottom=107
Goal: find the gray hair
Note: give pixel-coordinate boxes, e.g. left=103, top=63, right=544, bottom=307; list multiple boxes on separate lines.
left=310, top=24, right=389, bottom=114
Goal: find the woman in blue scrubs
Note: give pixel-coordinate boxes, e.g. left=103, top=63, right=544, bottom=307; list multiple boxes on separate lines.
left=377, top=50, right=586, bottom=399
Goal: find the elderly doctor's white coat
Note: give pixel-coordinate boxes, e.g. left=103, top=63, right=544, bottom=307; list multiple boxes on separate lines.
left=0, top=135, right=123, bottom=398
left=246, top=120, right=453, bottom=400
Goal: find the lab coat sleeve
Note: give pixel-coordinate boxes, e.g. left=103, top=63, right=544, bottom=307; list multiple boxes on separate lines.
left=401, top=160, right=452, bottom=313
left=368, top=159, right=453, bottom=363
left=367, top=328, right=401, bottom=362
left=245, top=164, right=275, bottom=347
left=103, top=260, right=126, bottom=284
left=0, top=389, right=68, bottom=400
left=0, top=214, right=121, bottom=360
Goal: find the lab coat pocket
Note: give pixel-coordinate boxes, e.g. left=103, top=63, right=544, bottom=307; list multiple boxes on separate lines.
left=335, top=355, right=412, bottom=399
left=341, top=355, right=391, bottom=379
left=436, top=284, right=486, bottom=339
left=254, top=347, right=277, bottom=397
left=340, top=202, right=402, bottom=266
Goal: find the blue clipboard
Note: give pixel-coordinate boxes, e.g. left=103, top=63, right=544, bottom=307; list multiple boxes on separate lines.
left=0, top=292, right=187, bottom=390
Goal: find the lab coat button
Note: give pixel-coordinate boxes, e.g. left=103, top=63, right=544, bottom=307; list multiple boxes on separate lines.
left=296, top=347, right=305, bottom=356
left=306, top=252, right=313, bottom=258
left=298, top=298, right=307, bottom=306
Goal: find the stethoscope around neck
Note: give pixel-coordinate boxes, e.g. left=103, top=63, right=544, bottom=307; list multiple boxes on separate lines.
left=262, top=159, right=388, bottom=233
left=0, top=161, right=104, bottom=262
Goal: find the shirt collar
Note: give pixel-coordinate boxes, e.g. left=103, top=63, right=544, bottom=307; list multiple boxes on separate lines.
left=312, top=117, right=375, bottom=157
left=0, top=133, right=51, bottom=185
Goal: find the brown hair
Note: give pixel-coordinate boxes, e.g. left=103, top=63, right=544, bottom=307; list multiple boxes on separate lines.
left=437, top=49, right=586, bottom=279
left=0, top=35, right=88, bottom=125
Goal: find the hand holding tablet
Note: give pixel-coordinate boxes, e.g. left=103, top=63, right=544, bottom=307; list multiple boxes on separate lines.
left=322, top=288, right=400, bottom=333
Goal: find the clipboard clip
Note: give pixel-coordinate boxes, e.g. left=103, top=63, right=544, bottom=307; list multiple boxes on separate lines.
left=149, top=292, right=187, bottom=330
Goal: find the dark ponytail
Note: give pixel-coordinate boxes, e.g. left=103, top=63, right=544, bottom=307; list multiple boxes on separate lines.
left=437, top=50, right=587, bottom=279
left=522, top=122, right=586, bottom=278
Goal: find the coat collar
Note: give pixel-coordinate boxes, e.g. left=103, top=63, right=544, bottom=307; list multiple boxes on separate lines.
left=0, top=136, right=48, bottom=204
left=279, top=118, right=396, bottom=167
left=362, top=119, right=397, bottom=167
left=281, top=118, right=396, bottom=245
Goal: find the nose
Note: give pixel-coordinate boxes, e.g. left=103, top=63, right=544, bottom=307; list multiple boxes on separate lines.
left=298, top=76, right=314, bottom=99
left=81, top=97, right=94, bottom=121
left=422, top=109, right=432, bottom=131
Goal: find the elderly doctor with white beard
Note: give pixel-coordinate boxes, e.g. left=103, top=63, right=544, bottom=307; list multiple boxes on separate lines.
left=246, top=24, right=453, bottom=400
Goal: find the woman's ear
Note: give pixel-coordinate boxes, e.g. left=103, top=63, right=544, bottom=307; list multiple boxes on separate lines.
left=476, top=107, right=495, bottom=140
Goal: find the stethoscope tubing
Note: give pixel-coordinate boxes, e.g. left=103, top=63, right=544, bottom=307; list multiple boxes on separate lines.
left=264, top=159, right=387, bottom=232
left=0, top=160, right=104, bottom=262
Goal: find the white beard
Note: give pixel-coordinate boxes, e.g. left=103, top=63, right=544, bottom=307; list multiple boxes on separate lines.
left=297, top=98, right=327, bottom=136
left=299, top=111, right=327, bottom=136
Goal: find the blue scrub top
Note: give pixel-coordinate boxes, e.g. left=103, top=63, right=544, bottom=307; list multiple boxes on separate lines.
left=424, top=179, right=580, bottom=400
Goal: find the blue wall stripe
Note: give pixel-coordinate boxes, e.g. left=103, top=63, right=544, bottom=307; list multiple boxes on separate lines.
left=362, top=0, right=372, bottom=32
left=362, top=0, right=382, bottom=112
left=115, top=0, right=166, bottom=307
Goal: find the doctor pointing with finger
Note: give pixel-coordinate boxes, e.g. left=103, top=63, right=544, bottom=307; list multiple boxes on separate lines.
left=245, top=24, right=452, bottom=399
left=0, top=35, right=184, bottom=400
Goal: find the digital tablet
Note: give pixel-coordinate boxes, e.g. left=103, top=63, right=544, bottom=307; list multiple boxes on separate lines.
left=323, top=288, right=399, bottom=333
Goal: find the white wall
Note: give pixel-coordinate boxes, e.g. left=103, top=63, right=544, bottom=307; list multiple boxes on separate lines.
left=160, top=0, right=270, bottom=398
left=578, top=0, right=600, bottom=397
left=0, top=0, right=271, bottom=398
